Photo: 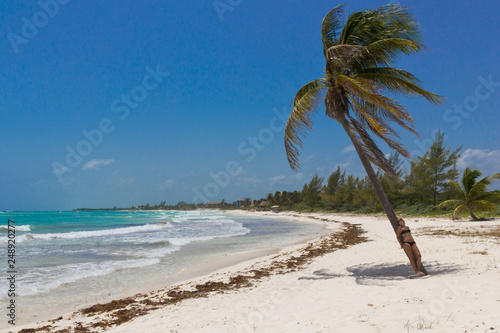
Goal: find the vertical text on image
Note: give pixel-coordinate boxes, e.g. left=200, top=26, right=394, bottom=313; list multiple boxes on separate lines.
left=6, top=219, right=17, bottom=325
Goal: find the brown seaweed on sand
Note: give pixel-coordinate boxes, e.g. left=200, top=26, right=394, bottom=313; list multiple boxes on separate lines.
left=19, top=222, right=367, bottom=333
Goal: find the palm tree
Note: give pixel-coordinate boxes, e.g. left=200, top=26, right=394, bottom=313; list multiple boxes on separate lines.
left=284, top=4, right=444, bottom=273
left=438, top=168, right=500, bottom=220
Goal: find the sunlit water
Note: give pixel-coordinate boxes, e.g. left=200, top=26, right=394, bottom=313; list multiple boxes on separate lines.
left=0, top=210, right=326, bottom=328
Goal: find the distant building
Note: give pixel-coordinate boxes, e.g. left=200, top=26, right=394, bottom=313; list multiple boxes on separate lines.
left=257, top=200, right=268, bottom=211
left=271, top=205, right=282, bottom=213
left=234, top=199, right=245, bottom=207
left=206, top=202, right=221, bottom=209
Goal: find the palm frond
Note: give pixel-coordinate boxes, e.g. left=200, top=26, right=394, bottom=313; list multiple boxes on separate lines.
left=285, top=79, right=327, bottom=170
left=462, top=167, right=482, bottom=193
left=348, top=38, right=423, bottom=70
left=342, top=5, right=423, bottom=45
left=339, top=10, right=366, bottom=45
left=453, top=204, right=468, bottom=218
left=369, top=5, right=423, bottom=42
left=286, top=4, right=443, bottom=182
left=348, top=95, right=411, bottom=159
left=358, top=67, right=422, bottom=83
left=447, top=180, right=465, bottom=199
left=347, top=115, right=394, bottom=173
left=292, top=78, right=327, bottom=106
left=438, top=199, right=462, bottom=210
left=321, top=4, right=345, bottom=55
left=336, top=75, right=414, bottom=122
left=474, top=191, right=500, bottom=202
left=470, top=200, right=497, bottom=212
left=468, top=176, right=491, bottom=199
left=356, top=68, right=444, bottom=104
left=348, top=98, right=419, bottom=137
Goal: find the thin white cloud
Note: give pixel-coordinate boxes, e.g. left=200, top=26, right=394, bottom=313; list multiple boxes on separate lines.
left=269, top=175, right=286, bottom=186
left=159, top=179, right=176, bottom=190
left=82, top=159, right=114, bottom=170
left=240, top=177, right=263, bottom=185
left=335, top=162, right=350, bottom=169
left=52, top=165, right=71, bottom=176
left=293, top=172, right=304, bottom=181
left=457, top=149, right=500, bottom=175
left=342, top=145, right=355, bottom=153
left=164, top=179, right=176, bottom=188
left=304, top=154, right=315, bottom=162
left=118, top=176, right=136, bottom=186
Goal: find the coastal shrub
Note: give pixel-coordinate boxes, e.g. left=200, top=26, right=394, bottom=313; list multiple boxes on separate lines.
left=295, top=203, right=311, bottom=212
left=400, top=203, right=437, bottom=215
left=355, top=206, right=374, bottom=214
left=339, top=203, right=358, bottom=212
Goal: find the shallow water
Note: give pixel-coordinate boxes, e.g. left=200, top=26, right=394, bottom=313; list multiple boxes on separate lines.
left=0, top=210, right=326, bottom=329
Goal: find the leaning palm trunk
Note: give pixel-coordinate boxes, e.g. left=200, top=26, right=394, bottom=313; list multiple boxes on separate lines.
left=338, top=116, right=428, bottom=275
left=285, top=5, right=441, bottom=276
left=337, top=117, right=397, bottom=229
left=469, top=210, right=479, bottom=221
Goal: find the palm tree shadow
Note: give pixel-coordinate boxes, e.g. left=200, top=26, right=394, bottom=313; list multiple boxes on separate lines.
left=347, top=261, right=462, bottom=285
left=298, top=268, right=344, bottom=280
left=298, top=261, right=462, bottom=285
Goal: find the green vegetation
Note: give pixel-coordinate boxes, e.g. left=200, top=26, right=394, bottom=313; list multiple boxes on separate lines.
left=407, top=130, right=461, bottom=205
left=255, top=134, right=499, bottom=220
left=438, top=168, right=500, bottom=220
left=283, top=4, right=443, bottom=235
left=302, top=174, right=324, bottom=210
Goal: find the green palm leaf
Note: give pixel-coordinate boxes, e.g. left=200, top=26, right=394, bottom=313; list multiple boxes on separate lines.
left=321, top=4, right=345, bottom=55
left=342, top=5, right=423, bottom=46
left=453, top=204, right=468, bottom=218
left=285, top=79, right=327, bottom=170
left=440, top=167, right=500, bottom=220
left=355, top=68, right=444, bottom=104
left=470, top=200, right=496, bottom=212
left=438, top=199, right=462, bottom=210
left=286, top=4, right=444, bottom=175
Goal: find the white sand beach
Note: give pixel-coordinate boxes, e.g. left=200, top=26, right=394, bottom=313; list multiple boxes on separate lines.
left=9, top=211, right=500, bottom=333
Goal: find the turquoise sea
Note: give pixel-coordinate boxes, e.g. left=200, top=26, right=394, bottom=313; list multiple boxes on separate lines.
left=0, top=210, right=326, bottom=328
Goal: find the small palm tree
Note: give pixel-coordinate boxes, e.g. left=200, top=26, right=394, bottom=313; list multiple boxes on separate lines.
left=285, top=4, right=443, bottom=231
left=438, top=168, right=500, bottom=221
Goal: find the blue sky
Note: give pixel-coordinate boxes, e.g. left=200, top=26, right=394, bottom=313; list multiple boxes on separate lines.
left=1, top=0, right=499, bottom=210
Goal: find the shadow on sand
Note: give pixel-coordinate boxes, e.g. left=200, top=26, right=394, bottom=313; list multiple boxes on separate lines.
left=299, top=261, right=462, bottom=285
